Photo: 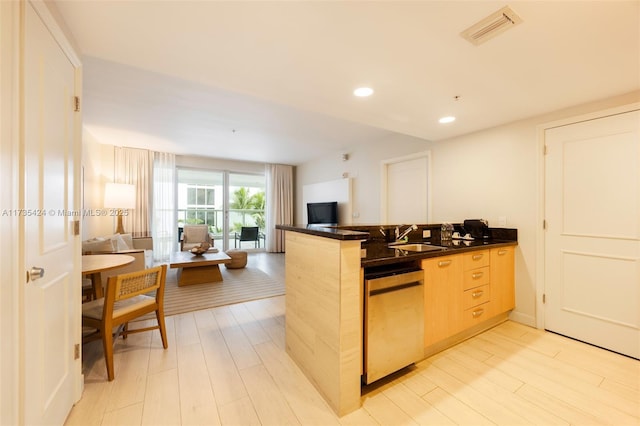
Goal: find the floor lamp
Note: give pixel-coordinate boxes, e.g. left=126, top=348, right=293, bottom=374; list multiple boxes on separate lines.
left=104, top=183, right=136, bottom=234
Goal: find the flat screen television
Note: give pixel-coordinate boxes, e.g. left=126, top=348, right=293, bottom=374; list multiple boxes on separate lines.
left=307, top=201, right=338, bottom=225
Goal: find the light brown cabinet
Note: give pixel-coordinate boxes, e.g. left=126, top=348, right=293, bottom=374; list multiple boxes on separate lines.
left=488, top=246, right=515, bottom=316
left=461, top=249, right=491, bottom=328
left=463, top=250, right=490, bottom=271
left=422, top=246, right=515, bottom=348
left=422, top=255, right=463, bottom=346
left=462, top=285, right=490, bottom=310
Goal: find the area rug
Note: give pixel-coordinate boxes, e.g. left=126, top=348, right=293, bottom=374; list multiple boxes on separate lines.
left=159, top=266, right=284, bottom=317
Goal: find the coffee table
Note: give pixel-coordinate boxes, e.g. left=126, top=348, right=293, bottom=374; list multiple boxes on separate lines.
left=169, top=250, right=232, bottom=286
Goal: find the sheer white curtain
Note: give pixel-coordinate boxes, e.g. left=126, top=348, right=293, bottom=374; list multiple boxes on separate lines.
left=152, top=152, right=175, bottom=262
left=114, top=147, right=153, bottom=237
left=265, top=164, right=293, bottom=253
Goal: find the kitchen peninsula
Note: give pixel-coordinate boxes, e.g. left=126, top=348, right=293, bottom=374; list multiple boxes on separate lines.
left=277, top=223, right=517, bottom=416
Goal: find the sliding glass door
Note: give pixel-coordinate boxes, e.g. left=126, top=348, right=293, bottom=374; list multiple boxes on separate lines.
left=176, top=168, right=265, bottom=251
left=176, top=169, right=224, bottom=250
left=227, top=172, right=266, bottom=250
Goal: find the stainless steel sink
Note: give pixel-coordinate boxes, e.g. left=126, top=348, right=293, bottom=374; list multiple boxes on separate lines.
left=390, top=243, right=446, bottom=252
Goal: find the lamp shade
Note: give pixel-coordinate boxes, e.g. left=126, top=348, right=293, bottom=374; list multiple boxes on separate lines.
left=104, top=183, right=136, bottom=209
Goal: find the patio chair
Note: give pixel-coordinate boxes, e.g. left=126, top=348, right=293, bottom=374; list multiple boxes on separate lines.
left=180, top=224, right=214, bottom=251
left=234, top=226, right=260, bottom=248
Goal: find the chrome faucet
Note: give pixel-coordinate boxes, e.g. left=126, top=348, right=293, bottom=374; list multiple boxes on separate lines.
left=395, top=224, right=417, bottom=241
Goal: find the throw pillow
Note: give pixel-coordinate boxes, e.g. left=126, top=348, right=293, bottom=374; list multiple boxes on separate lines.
left=111, top=234, right=129, bottom=251
left=82, top=237, right=115, bottom=253
left=119, top=233, right=134, bottom=250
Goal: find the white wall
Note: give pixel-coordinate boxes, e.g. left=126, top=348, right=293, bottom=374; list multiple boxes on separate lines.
left=432, top=91, right=639, bottom=326
left=430, top=117, right=540, bottom=325
left=296, top=133, right=434, bottom=224
left=176, top=154, right=266, bottom=174
left=81, top=129, right=115, bottom=238
left=302, top=178, right=352, bottom=225
left=297, top=90, right=640, bottom=327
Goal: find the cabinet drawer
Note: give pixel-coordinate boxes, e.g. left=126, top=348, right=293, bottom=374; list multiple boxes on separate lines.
left=463, top=284, right=490, bottom=310
left=463, top=250, right=489, bottom=270
left=463, top=266, right=490, bottom=290
left=462, top=302, right=490, bottom=328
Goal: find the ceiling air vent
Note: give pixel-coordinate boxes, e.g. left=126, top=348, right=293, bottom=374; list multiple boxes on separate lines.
left=461, top=6, right=522, bottom=46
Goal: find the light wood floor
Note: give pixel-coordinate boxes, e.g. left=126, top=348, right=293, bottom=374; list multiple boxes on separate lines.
left=67, top=253, right=639, bottom=426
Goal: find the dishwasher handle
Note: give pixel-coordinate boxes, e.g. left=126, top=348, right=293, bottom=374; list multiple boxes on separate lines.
left=369, top=280, right=422, bottom=297
left=366, top=269, right=424, bottom=296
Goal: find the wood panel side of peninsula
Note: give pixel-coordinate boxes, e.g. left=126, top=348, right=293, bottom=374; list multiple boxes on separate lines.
left=284, top=231, right=363, bottom=416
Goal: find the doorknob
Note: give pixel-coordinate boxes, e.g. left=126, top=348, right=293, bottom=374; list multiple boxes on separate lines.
left=27, top=267, right=45, bottom=282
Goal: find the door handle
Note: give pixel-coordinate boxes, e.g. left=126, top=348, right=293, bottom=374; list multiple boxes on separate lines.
left=27, top=266, right=45, bottom=282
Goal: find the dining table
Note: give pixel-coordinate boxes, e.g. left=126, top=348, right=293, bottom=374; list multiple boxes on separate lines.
left=82, top=254, right=135, bottom=299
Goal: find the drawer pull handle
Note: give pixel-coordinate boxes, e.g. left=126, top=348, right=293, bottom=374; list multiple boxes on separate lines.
left=472, top=308, right=485, bottom=318
left=472, top=254, right=483, bottom=260
left=472, top=272, right=484, bottom=279
left=472, top=290, right=484, bottom=298
left=498, top=249, right=507, bottom=255
left=438, top=260, right=452, bottom=267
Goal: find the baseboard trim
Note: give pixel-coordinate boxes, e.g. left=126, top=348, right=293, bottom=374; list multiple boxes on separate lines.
left=423, top=312, right=510, bottom=359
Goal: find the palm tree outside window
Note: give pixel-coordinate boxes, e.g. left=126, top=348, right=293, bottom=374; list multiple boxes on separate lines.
left=229, top=186, right=266, bottom=248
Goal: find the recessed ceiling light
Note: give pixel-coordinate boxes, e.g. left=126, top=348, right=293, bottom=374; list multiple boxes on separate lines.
left=353, top=87, right=374, bottom=97
left=439, top=116, right=456, bottom=124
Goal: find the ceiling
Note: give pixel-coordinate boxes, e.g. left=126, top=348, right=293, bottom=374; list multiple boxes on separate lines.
left=54, top=1, right=640, bottom=165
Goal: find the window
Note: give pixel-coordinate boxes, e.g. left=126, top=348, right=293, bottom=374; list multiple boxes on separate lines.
left=177, top=169, right=223, bottom=247
left=176, top=168, right=265, bottom=250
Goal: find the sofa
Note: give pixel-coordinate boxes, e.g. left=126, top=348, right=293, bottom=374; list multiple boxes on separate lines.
left=82, top=233, right=153, bottom=288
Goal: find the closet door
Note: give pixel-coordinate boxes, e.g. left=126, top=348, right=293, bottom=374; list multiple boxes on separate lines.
left=382, top=152, right=430, bottom=224
left=23, top=1, right=82, bottom=423
left=544, top=109, right=639, bottom=358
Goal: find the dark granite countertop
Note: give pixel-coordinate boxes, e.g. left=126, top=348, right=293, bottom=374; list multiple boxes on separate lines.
left=276, top=223, right=518, bottom=268
left=361, top=238, right=517, bottom=268
left=276, top=224, right=369, bottom=240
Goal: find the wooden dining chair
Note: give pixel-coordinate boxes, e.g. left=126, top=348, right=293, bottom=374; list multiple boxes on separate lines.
left=82, top=264, right=168, bottom=381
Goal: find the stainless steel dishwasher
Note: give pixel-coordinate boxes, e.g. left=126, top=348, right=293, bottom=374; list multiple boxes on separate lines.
left=363, top=266, right=424, bottom=384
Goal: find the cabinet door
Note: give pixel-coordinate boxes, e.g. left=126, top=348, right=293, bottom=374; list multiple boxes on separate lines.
left=423, top=255, right=463, bottom=346
left=489, top=246, right=515, bottom=316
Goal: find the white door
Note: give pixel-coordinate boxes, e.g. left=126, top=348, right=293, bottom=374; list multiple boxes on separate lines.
left=544, top=109, right=640, bottom=359
left=23, top=2, right=81, bottom=423
left=382, top=153, right=430, bottom=224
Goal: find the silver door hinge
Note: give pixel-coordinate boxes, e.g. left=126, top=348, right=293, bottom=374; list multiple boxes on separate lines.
left=74, top=343, right=80, bottom=360
left=543, top=220, right=547, bottom=230
left=543, top=145, right=547, bottom=155
left=542, top=294, right=546, bottom=304
left=73, top=219, right=80, bottom=236
left=74, top=96, right=80, bottom=112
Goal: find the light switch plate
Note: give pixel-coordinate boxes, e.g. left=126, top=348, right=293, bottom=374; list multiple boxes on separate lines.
left=423, top=229, right=431, bottom=238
